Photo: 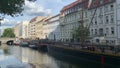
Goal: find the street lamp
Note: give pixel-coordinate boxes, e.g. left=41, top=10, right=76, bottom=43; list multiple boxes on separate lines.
left=0, top=17, right=4, bottom=45
left=0, top=21, right=1, bottom=45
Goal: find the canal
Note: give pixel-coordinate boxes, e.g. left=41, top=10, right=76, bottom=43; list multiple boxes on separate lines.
left=0, top=44, right=119, bottom=68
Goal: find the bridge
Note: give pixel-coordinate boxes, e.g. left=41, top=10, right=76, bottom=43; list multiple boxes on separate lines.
left=0, top=38, right=15, bottom=44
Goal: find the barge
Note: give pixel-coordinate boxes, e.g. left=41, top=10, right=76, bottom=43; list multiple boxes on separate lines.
left=47, top=44, right=120, bottom=66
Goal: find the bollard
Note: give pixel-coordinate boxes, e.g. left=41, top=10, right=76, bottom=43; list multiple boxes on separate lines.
left=0, top=41, right=1, bottom=45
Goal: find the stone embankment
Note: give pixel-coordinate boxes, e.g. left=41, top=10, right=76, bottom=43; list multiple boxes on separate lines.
left=0, top=38, right=15, bottom=44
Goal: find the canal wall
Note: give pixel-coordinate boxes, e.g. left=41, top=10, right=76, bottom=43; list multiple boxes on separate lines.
left=48, top=45, right=120, bottom=66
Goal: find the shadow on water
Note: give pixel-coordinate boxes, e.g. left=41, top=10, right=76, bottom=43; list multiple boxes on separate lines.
left=3, top=48, right=11, bottom=55
left=0, top=46, right=11, bottom=55
left=49, top=53, right=120, bottom=68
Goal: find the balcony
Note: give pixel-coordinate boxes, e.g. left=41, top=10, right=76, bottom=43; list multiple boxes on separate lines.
left=60, top=23, right=65, bottom=26
left=90, top=34, right=105, bottom=37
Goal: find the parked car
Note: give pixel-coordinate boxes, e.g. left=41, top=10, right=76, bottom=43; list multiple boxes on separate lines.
left=13, top=40, right=20, bottom=46
left=28, top=40, right=38, bottom=49
left=19, top=41, right=29, bottom=47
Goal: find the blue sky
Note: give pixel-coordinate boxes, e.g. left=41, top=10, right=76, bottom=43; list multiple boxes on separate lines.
left=0, top=0, right=76, bottom=30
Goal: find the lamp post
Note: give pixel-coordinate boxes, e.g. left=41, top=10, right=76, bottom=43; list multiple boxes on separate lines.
left=0, top=18, right=3, bottom=45
left=81, top=0, right=85, bottom=46
left=0, top=21, right=1, bottom=45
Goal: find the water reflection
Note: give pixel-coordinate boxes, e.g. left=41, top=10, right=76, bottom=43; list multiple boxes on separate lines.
left=7, top=46, right=59, bottom=68
left=1, top=45, right=120, bottom=68
left=0, top=50, right=25, bottom=68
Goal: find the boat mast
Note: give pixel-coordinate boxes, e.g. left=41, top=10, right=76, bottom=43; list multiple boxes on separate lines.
left=81, top=0, right=97, bottom=46
left=81, top=0, right=84, bottom=46
left=87, top=0, right=97, bottom=44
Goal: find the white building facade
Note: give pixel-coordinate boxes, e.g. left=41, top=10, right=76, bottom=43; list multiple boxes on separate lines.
left=60, top=0, right=120, bottom=45
left=60, top=0, right=89, bottom=42
left=89, top=0, right=120, bottom=45
left=43, top=15, right=61, bottom=41
left=14, top=21, right=29, bottom=39
left=14, top=23, right=21, bottom=39
left=21, top=21, right=29, bottom=39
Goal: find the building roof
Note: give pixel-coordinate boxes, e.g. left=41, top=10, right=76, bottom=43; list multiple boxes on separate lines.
left=29, top=17, right=37, bottom=23
left=61, top=0, right=81, bottom=12
left=14, top=23, right=21, bottom=27
left=44, top=14, right=59, bottom=22
left=29, top=16, right=46, bottom=23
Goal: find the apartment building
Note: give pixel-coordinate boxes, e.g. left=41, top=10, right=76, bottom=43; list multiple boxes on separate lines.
left=14, top=21, right=29, bottom=39
left=22, top=21, right=29, bottom=39
left=60, top=0, right=89, bottom=42
left=43, top=15, right=61, bottom=41
left=60, top=0, right=120, bottom=45
left=88, top=0, right=120, bottom=45
left=28, top=16, right=45, bottom=39
left=14, top=23, right=21, bottom=39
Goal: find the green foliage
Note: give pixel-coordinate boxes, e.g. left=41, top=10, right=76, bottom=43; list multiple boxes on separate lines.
left=0, top=0, right=36, bottom=17
left=2, top=28, right=15, bottom=38
left=72, top=26, right=89, bottom=42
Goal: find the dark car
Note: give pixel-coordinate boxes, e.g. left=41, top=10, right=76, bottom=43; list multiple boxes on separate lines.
left=28, top=40, right=38, bottom=49
left=19, top=41, right=29, bottom=47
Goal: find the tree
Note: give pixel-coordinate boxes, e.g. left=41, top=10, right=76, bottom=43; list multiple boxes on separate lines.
left=2, top=28, right=15, bottom=38
left=72, top=26, right=89, bottom=43
left=0, top=0, right=36, bottom=17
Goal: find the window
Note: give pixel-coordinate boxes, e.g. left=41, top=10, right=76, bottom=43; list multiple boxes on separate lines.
left=106, top=40, right=109, bottom=44
left=95, top=17, right=97, bottom=25
left=95, top=21, right=97, bottom=25
left=111, top=15, right=114, bottom=23
left=106, top=28, right=109, bottom=35
left=85, top=11, right=87, bottom=18
left=99, top=28, right=104, bottom=36
left=90, top=10, right=92, bottom=16
left=93, top=0, right=96, bottom=7
left=105, top=5, right=108, bottom=12
left=111, top=27, right=114, bottom=34
left=100, top=0, right=104, bottom=5
left=95, top=29, right=97, bottom=35
left=99, top=7, right=103, bottom=15
left=110, top=4, right=114, bottom=11
left=99, top=16, right=103, bottom=24
left=91, top=29, right=93, bottom=36
left=106, top=16, right=109, bottom=24
left=90, top=21, right=93, bottom=26
left=75, top=13, right=77, bottom=20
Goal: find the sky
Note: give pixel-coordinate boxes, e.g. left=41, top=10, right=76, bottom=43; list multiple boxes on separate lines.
left=0, top=0, right=76, bottom=30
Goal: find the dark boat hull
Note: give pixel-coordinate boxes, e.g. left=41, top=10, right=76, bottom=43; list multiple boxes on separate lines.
left=47, top=45, right=120, bottom=66
left=38, top=45, right=48, bottom=52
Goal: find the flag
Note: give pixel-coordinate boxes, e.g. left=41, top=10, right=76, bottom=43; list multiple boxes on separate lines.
left=88, top=0, right=92, bottom=8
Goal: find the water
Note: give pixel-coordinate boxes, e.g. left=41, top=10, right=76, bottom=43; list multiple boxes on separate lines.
left=0, top=44, right=119, bottom=68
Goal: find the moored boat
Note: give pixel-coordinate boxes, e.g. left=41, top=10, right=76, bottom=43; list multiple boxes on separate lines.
left=47, top=43, right=120, bottom=66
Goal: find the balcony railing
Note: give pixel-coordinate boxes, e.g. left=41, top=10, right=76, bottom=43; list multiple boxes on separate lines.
left=60, top=23, right=65, bottom=26
left=90, top=34, right=105, bottom=37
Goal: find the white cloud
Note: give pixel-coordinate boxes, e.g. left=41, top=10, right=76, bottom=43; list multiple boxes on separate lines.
left=1, top=19, right=19, bottom=27
left=1, top=0, right=76, bottom=28
left=23, top=0, right=52, bottom=16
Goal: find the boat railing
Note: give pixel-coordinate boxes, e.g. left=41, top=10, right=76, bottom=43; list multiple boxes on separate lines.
left=28, top=39, right=120, bottom=56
